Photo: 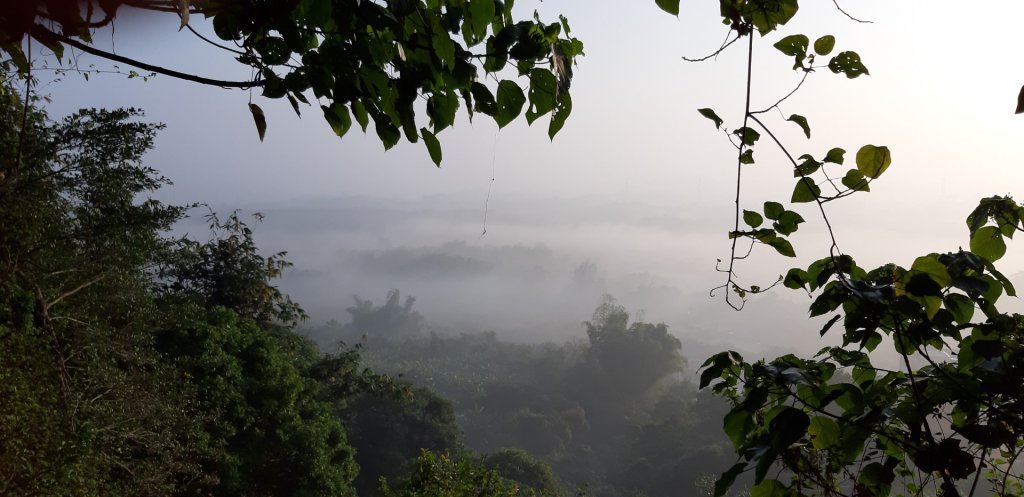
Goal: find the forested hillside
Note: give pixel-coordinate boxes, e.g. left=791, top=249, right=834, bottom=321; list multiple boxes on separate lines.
left=0, top=76, right=595, bottom=497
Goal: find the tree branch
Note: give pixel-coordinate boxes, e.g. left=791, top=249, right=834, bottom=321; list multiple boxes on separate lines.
left=47, top=273, right=106, bottom=309
left=832, top=0, right=873, bottom=23
left=33, top=24, right=266, bottom=89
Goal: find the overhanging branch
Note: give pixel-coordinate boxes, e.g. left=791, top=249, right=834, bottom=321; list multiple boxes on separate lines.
left=33, top=24, right=266, bottom=89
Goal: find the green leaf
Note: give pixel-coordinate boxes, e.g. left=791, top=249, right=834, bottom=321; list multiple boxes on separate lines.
left=495, top=80, right=526, bottom=128
left=470, top=82, right=498, bottom=116
left=559, top=14, right=572, bottom=35
left=322, top=103, right=352, bottom=138
left=723, top=410, right=751, bottom=448
left=427, top=91, right=459, bottom=132
left=764, top=201, right=784, bottom=220
left=744, top=0, right=799, bottom=35
left=814, top=35, right=836, bottom=56
left=744, top=210, right=764, bottom=228
left=467, top=0, right=496, bottom=42
left=249, top=103, right=267, bottom=142
left=734, top=127, right=760, bottom=146
left=372, top=114, right=401, bottom=150
left=828, top=51, right=869, bottom=78
left=751, top=480, right=788, bottom=497
left=655, top=0, right=680, bottom=16
left=714, top=463, right=746, bottom=497
left=841, top=169, right=870, bottom=192
left=764, top=236, right=796, bottom=257
left=824, top=147, right=845, bottom=164
left=421, top=127, right=442, bottom=166
left=351, top=100, right=369, bottom=131
left=526, top=68, right=557, bottom=124
left=783, top=268, right=809, bottom=290
left=769, top=407, right=810, bottom=449
left=944, top=294, right=975, bottom=325
left=911, top=255, right=952, bottom=287
left=856, top=144, right=892, bottom=179
left=700, top=351, right=742, bottom=389
left=773, top=210, right=805, bottom=236
left=739, top=149, right=755, bottom=164
left=255, top=36, right=291, bottom=65
left=792, top=179, right=821, bottom=203
left=698, top=108, right=724, bottom=129
left=851, top=364, right=875, bottom=385
left=787, top=114, right=810, bottom=138
left=773, top=35, right=808, bottom=57
left=548, top=93, right=572, bottom=139
left=432, top=26, right=456, bottom=69
left=970, top=226, right=1007, bottom=262
left=773, top=34, right=808, bottom=68
left=794, top=155, right=821, bottom=177
left=985, top=262, right=1017, bottom=297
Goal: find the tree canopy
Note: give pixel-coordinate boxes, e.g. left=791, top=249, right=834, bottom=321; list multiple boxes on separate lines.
left=2, top=0, right=583, bottom=165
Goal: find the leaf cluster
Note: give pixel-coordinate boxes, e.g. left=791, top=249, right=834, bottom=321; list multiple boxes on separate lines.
left=3, top=0, right=584, bottom=165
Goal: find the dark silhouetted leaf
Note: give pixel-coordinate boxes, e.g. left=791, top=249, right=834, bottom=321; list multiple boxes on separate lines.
left=655, top=0, right=680, bottom=16
left=421, top=127, right=442, bottom=166
left=792, top=179, right=821, bottom=203
left=548, top=92, right=572, bottom=139
left=818, top=314, right=842, bottom=337
left=824, top=147, right=846, bottom=164
left=764, top=202, right=784, bottom=220
left=828, top=51, right=869, bottom=78
left=734, top=127, right=760, bottom=146
left=744, top=210, right=764, bottom=228
left=698, top=108, right=724, bottom=129
left=249, top=103, right=267, bottom=141
left=788, top=114, right=810, bottom=138
left=841, top=169, right=870, bottom=192
left=495, top=80, right=526, bottom=128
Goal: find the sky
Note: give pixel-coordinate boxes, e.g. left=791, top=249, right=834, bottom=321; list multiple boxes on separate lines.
left=28, top=0, right=1024, bottom=356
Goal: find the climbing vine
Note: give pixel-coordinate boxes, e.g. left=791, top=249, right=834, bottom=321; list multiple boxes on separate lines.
left=665, top=2, right=1024, bottom=497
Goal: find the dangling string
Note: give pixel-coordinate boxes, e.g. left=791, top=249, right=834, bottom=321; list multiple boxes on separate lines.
left=480, top=128, right=498, bottom=237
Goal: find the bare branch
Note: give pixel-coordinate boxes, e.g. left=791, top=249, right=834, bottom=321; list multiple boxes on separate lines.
left=33, top=24, right=266, bottom=89
left=832, top=0, right=873, bottom=23
left=683, top=32, right=741, bottom=63
left=47, top=273, right=106, bottom=309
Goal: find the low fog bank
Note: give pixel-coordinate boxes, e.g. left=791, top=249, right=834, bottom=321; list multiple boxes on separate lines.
left=177, top=193, right=853, bottom=363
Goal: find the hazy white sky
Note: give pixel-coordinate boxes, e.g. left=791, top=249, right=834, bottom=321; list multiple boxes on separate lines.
left=35, top=0, right=1024, bottom=317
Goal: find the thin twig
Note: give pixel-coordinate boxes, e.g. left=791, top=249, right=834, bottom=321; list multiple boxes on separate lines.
left=683, top=32, right=740, bottom=62
left=832, top=0, right=873, bottom=23
left=750, top=70, right=809, bottom=115
left=186, top=24, right=245, bottom=55
left=721, top=32, right=755, bottom=311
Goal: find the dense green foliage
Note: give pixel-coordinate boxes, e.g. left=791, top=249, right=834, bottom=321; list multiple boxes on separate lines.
left=380, top=450, right=539, bottom=497
left=2, top=0, right=583, bottom=164
left=678, top=3, right=1024, bottom=497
